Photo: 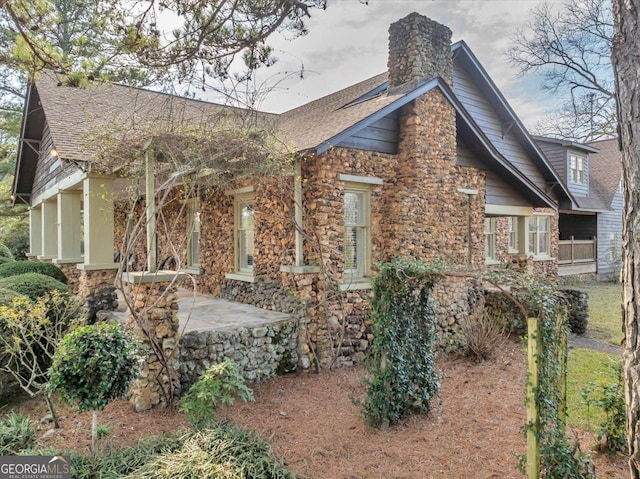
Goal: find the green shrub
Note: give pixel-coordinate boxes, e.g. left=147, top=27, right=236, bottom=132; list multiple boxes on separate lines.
left=180, top=360, right=254, bottom=426
left=0, top=242, right=14, bottom=261
left=583, top=361, right=627, bottom=455
left=1, top=225, right=29, bottom=260
left=0, top=413, right=36, bottom=455
left=49, top=322, right=138, bottom=412
left=359, top=259, right=441, bottom=428
left=0, top=261, right=67, bottom=284
left=0, top=257, right=14, bottom=265
left=0, top=273, right=68, bottom=301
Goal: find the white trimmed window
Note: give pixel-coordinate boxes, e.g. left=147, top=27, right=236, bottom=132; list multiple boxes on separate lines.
left=528, top=216, right=550, bottom=257
left=234, top=192, right=255, bottom=274
left=508, top=217, right=518, bottom=253
left=344, top=183, right=371, bottom=278
left=570, top=154, right=585, bottom=184
left=484, top=217, right=496, bottom=261
left=186, top=200, right=201, bottom=269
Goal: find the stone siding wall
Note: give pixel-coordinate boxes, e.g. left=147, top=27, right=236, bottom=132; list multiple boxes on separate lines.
left=433, top=276, right=484, bottom=352
left=56, top=263, right=80, bottom=293
left=77, top=269, right=118, bottom=323
left=388, top=13, right=453, bottom=88
left=125, top=279, right=181, bottom=412
left=179, top=319, right=298, bottom=393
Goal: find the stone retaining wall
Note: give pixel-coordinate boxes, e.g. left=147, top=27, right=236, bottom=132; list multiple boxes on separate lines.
left=179, top=319, right=298, bottom=393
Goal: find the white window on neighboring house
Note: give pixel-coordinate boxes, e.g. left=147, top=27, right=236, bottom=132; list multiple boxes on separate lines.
left=344, top=183, right=370, bottom=278
left=484, top=217, right=496, bottom=261
left=508, top=216, right=518, bottom=253
left=528, top=216, right=550, bottom=257
left=570, top=154, right=585, bottom=184
left=186, top=200, right=201, bottom=270
left=235, top=192, right=255, bottom=274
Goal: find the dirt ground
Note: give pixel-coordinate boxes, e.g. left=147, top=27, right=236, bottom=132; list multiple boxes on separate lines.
left=3, top=339, right=628, bottom=478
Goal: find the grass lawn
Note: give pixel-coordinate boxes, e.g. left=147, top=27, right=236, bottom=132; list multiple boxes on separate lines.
left=567, top=348, right=620, bottom=432
left=568, top=282, right=623, bottom=346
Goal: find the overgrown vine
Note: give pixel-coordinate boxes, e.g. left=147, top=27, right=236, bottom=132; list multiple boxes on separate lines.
left=358, top=258, right=443, bottom=428
left=489, top=272, right=597, bottom=478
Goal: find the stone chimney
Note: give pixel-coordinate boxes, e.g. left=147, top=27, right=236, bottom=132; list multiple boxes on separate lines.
left=387, top=12, right=453, bottom=89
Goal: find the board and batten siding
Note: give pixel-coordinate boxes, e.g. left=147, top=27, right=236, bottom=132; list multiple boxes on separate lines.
left=566, top=149, right=589, bottom=197
left=336, top=111, right=399, bottom=154
left=456, top=138, right=530, bottom=207
left=597, top=184, right=623, bottom=275
left=452, top=64, right=547, bottom=192
left=32, top=123, right=63, bottom=199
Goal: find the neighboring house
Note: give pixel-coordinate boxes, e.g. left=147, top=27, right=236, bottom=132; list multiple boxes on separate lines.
left=534, top=136, right=622, bottom=279
left=13, top=13, right=573, bottom=369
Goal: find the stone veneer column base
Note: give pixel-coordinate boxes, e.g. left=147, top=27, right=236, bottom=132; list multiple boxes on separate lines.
left=77, top=268, right=118, bottom=323
left=122, top=272, right=183, bottom=412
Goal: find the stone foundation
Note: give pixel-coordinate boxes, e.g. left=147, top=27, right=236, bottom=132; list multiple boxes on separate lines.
left=179, top=319, right=298, bottom=393
left=77, top=268, right=118, bottom=323
left=55, top=263, right=80, bottom=293
left=124, top=276, right=181, bottom=411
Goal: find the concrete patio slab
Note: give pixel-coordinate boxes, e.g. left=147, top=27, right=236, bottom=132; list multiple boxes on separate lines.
left=114, top=288, right=291, bottom=334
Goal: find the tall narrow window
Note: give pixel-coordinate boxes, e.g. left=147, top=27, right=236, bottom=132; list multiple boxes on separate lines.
left=528, top=216, right=550, bottom=257
left=484, top=217, right=496, bottom=261
left=344, top=184, right=370, bottom=278
left=187, top=200, right=200, bottom=269
left=570, top=154, right=585, bottom=184
left=507, top=217, right=518, bottom=253
left=235, top=193, right=254, bottom=273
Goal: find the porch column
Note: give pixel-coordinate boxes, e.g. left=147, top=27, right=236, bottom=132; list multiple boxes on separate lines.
left=81, top=176, right=117, bottom=268
left=55, top=190, right=82, bottom=262
left=77, top=176, right=119, bottom=322
left=39, top=200, right=58, bottom=260
left=29, top=206, right=42, bottom=257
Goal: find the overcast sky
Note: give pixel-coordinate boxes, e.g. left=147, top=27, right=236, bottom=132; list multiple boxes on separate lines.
left=243, top=0, right=554, bottom=131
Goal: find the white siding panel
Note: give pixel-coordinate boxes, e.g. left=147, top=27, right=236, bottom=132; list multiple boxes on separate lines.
left=597, top=185, right=623, bottom=274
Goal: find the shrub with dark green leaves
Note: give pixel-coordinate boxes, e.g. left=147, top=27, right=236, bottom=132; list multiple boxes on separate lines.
left=0, top=261, right=67, bottom=284
left=0, top=273, right=68, bottom=301
left=358, top=258, right=441, bottom=428
left=49, top=323, right=138, bottom=412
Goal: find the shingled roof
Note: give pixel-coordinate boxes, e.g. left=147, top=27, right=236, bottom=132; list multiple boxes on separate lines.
left=586, top=138, right=622, bottom=208
left=32, top=70, right=278, bottom=163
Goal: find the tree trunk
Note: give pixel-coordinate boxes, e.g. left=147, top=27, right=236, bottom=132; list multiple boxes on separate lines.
left=612, top=1, right=640, bottom=477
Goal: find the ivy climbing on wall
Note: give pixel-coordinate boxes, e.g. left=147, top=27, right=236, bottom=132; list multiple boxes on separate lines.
left=358, top=258, right=442, bottom=428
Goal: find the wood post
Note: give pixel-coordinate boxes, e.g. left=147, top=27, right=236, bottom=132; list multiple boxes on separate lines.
left=527, top=317, right=540, bottom=479
left=557, top=313, right=568, bottom=430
